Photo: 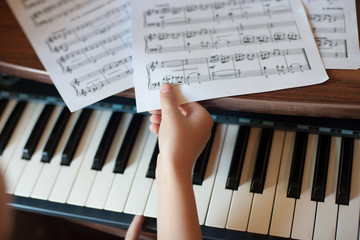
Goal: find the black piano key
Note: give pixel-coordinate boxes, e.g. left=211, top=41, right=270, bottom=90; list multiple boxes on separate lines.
left=92, top=112, right=123, bottom=171
left=287, top=132, right=308, bottom=199
left=42, top=108, right=71, bottom=163
left=113, top=114, right=145, bottom=174
left=0, top=101, right=26, bottom=155
left=311, top=134, right=331, bottom=202
left=226, top=125, right=251, bottom=190
left=61, top=109, right=92, bottom=166
left=250, top=128, right=274, bottom=194
left=192, top=123, right=218, bottom=185
left=0, top=99, right=9, bottom=117
left=146, top=142, right=159, bottom=179
left=336, top=137, right=354, bottom=205
left=22, top=104, right=55, bottom=160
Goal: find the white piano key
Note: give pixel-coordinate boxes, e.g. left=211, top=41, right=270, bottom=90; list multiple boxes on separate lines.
left=14, top=106, right=63, bottom=197
left=31, top=110, right=81, bottom=200
left=4, top=103, right=44, bottom=193
left=104, top=117, right=150, bottom=212
left=313, top=136, right=341, bottom=240
left=0, top=100, right=17, bottom=172
left=336, top=139, right=360, bottom=240
left=269, top=131, right=296, bottom=238
left=291, top=134, right=318, bottom=240
left=123, top=132, right=157, bottom=215
left=194, top=123, right=227, bottom=225
left=226, top=127, right=261, bottom=231
left=144, top=180, right=157, bottom=218
left=66, top=111, right=112, bottom=206
left=205, top=124, right=237, bottom=228
left=247, top=130, right=285, bottom=234
left=86, top=113, right=134, bottom=209
left=48, top=110, right=101, bottom=203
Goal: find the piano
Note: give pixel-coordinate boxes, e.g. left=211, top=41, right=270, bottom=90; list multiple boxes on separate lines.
left=0, top=1, right=359, bottom=240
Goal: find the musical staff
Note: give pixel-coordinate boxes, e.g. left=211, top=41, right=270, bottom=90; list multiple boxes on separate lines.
left=46, top=3, right=131, bottom=53
left=320, top=52, right=347, bottom=58
left=21, top=0, right=48, bottom=9
left=7, top=0, right=134, bottom=111
left=70, top=56, right=133, bottom=97
left=307, top=0, right=340, bottom=5
left=31, top=0, right=96, bottom=27
left=309, top=13, right=346, bottom=34
left=309, top=13, right=344, bottom=22
left=316, top=37, right=347, bottom=58
left=147, top=48, right=311, bottom=90
left=145, top=21, right=301, bottom=54
left=144, top=0, right=292, bottom=28
left=56, top=30, right=131, bottom=73
left=131, top=0, right=328, bottom=111
left=303, top=0, right=359, bottom=69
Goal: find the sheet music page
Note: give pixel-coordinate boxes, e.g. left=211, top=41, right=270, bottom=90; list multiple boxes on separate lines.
left=303, top=0, right=360, bottom=69
left=6, top=0, right=133, bottom=112
left=131, top=0, right=328, bottom=112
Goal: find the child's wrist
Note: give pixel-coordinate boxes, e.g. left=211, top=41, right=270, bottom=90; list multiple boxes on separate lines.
left=156, top=155, right=193, bottom=183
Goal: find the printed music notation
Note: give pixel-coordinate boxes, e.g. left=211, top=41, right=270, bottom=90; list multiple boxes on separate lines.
left=30, top=0, right=97, bottom=27
left=21, top=0, right=48, bottom=9
left=145, top=21, right=301, bottom=54
left=70, top=56, right=133, bottom=97
left=147, top=48, right=311, bottom=90
left=303, top=0, right=360, bottom=69
left=46, top=3, right=130, bottom=53
left=315, top=37, right=347, bottom=58
left=132, top=0, right=328, bottom=112
left=144, top=0, right=293, bottom=28
left=309, top=13, right=347, bottom=59
left=56, top=30, right=131, bottom=73
left=307, top=0, right=339, bottom=5
left=7, top=0, right=134, bottom=111
left=309, top=13, right=345, bottom=34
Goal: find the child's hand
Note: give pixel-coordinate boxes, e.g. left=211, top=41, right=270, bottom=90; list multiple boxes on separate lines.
left=149, top=84, right=213, bottom=179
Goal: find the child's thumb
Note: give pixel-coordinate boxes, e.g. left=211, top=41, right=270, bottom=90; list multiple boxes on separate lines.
left=160, top=84, right=179, bottom=115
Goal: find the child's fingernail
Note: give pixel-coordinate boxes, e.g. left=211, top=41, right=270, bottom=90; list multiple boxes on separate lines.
left=160, top=84, right=173, bottom=93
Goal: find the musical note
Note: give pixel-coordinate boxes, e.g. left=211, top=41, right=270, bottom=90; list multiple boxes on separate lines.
left=21, top=0, right=47, bottom=9
left=312, top=27, right=346, bottom=34
left=31, top=0, right=97, bottom=27
left=303, top=0, right=359, bottom=68
left=131, top=0, right=329, bottom=112
left=144, top=21, right=301, bottom=54
left=146, top=48, right=312, bottom=90
left=315, top=38, right=347, bottom=59
left=308, top=13, right=347, bottom=45
left=56, top=32, right=130, bottom=73
left=143, top=0, right=292, bottom=28
left=70, top=56, right=133, bottom=97
left=307, top=0, right=340, bottom=5
left=7, top=0, right=134, bottom=111
left=45, top=4, right=131, bottom=53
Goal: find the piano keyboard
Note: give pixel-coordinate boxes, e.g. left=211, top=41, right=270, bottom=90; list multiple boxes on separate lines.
left=0, top=99, right=359, bottom=240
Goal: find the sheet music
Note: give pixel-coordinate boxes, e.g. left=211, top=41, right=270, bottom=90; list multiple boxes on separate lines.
left=132, top=0, right=328, bottom=112
left=303, top=0, right=360, bottom=69
left=6, top=0, right=133, bottom=112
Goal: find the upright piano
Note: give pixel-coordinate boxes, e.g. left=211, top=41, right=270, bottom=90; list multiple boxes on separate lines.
left=0, top=1, right=359, bottom=239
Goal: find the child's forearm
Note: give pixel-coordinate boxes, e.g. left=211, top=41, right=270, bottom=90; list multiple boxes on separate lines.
left=149, top=84, right=212, bottom=240
left=156, top=159, right=202, bottom=240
